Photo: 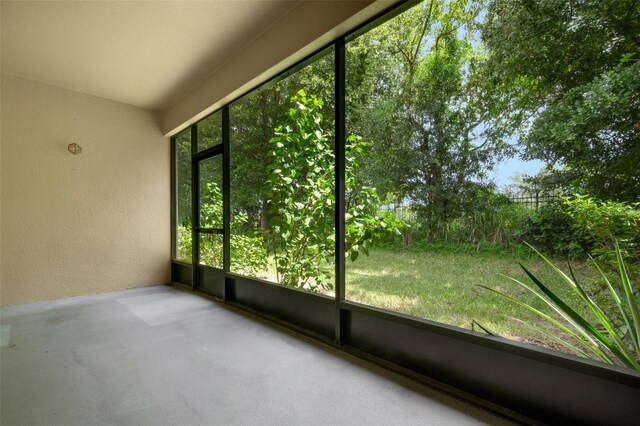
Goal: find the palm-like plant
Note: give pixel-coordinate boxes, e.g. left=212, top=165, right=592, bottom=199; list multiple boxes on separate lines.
left=479, top=242, right=640, bottom=370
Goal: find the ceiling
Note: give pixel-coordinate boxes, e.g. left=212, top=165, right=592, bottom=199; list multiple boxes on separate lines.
left=1, top=1, right=301, bottom=111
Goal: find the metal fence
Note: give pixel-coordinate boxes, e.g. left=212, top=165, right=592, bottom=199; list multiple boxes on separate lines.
left=509, top=193, right=556, bottom=211
left=380, top=204, right=417, bottom=223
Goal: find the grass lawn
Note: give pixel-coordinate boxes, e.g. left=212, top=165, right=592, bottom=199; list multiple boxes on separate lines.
left=345, top=247, right=600, bottom=354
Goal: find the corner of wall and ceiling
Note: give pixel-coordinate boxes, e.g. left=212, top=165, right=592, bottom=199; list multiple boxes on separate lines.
left=160, top=0, right=400, bottom=138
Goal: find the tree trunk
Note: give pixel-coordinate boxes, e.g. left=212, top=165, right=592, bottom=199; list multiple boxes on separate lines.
left=260, top=200, right=271, bottom=231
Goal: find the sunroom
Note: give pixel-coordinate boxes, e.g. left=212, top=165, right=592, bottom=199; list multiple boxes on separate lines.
left=2, top=1, right=639, bottom=425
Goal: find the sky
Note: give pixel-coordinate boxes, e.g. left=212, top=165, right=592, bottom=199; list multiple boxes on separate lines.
left=491, top=157, right=546, bottom=189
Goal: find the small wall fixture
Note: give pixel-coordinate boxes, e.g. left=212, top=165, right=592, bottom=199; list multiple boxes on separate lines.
left=68, top=143, right=82, bottom=155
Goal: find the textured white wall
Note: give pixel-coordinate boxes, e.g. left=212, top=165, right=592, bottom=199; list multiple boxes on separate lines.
left=0, top=73, right=170, bottom=306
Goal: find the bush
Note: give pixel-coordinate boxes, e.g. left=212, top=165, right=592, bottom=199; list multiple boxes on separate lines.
left=177, top=183, right=268, bottom=276
left=449, top=191, right=528, bottom=247
left=265, top=90, right=402, bottom=290
left=564, top=195, right=640, bottom=265
left=399, top=190, right=531, bottom=250
left=229, top=212, right=269, bottom=275
left=517, top=199, right=587, bottom=259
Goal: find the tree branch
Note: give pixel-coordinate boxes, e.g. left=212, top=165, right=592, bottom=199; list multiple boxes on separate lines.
left=434, top=24, right=463, bottom=51
left=412, top=0, right=435, bottom=62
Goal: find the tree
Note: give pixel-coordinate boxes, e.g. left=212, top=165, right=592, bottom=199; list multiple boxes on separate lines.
left=175, top=130, right=193, bottom=261
left=347, top=0, right=514, bottom=237
left=176, top=130, right=192, bottom=226
left=265, top=91, right=402, bottom=290
left=525, top=63, right=640, bottom=201
left=482, top=0, right=640, bottom=201
left=230, top=51, right=335, bottom=231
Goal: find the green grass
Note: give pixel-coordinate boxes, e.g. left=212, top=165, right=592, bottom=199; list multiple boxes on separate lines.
left=234, top=242, right=608, bottom=357
left=345, top=247, right=600, bottom=353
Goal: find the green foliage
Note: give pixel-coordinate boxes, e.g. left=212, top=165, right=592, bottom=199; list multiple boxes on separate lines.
left=197, top=111, right=222, bottom=151
left=419, top=189, right=528, bottom=247
left=200, top=181, right=223, bottom=229
left=176, top=130, right=192, bottom=228
left=525, top=63, right=640, bottom=201
left=480, top=243, right=640, bottom=370
left=482, top=0, right=640, bottom=201
left=347, top=0, right=515, bottom=232
left=564, top=195, right=640, bottom=266
left=265, top=91, right=335, bottom=289
left=265, top=91, right=402, bottom=290
left=517, top=199, right=586, bottom=259
left=483, top=0, right=639, bottom=97
left=377, top=189, right=532, bottom=250
left=175, top=128, right=192, bottom=263
left=177, top=223, right=192, bottom=263
left=511, top=194, right=640, bottom=266
left=344, top=135, right=405, bottom=262
left=460, top=192, right=529, bottom=247
left=229, top=212, right=269, bottom=276
left=230, top=51, right=334, bottom=229
left=177, top=182, right=267, bottom=276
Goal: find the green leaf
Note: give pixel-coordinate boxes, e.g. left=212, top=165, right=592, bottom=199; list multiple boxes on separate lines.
left=471, top=320, right=498, bottom=336
left=519, top=264, right=636, bottom=367
left=616, top=241, right=640, bottom=354
left=478, top=284, right=613, bottom=363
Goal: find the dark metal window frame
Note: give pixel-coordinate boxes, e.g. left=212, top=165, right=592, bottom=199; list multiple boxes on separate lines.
left=170, top=1, right=640, bottom=424
left=192, top=124, right=224, bottom=292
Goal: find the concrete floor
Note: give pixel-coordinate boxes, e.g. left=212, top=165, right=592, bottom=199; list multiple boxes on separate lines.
left=1, top=285, right=515, bottom=426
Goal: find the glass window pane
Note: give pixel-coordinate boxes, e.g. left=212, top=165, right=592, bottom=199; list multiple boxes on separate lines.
left=197, top=111, right=222, bottom=152
left=176, top=129, right=192, bottom=262
left=343, top=0, right=637, bottom=369
left=200, top=234, right=223, bottom=269
left=230, top=47, right=335, bottom=294
left=199, top=155, right=223, bottom=230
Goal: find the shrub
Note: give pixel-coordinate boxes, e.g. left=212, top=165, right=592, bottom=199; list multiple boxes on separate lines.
left=177, top=183, right=268, bottom=276
left=517, top=198, right=587, bottom=259
left=229, top=211, right=269, bottom=276
left=448, top=191, right=528, bottom=248
left=383, top=190, right=531, bottom=250
left=265, top=90, right=402, bottom=290
left=564, top=195, right=640, bottom=266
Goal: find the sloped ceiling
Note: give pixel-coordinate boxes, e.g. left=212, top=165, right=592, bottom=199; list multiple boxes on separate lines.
left=1, top=1, right=301, bottom=111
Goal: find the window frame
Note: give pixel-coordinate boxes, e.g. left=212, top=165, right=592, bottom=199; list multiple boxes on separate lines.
left=169, top=1, right=640, bottom=423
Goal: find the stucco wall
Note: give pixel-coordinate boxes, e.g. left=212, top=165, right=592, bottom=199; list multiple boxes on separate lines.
left=162, top=0, right=400, bottom=136
left=0, top=73, right=170, bottom=306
